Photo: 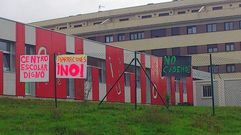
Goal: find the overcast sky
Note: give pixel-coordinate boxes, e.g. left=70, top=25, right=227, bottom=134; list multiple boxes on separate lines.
left=0, top=0, right=171, bottom=23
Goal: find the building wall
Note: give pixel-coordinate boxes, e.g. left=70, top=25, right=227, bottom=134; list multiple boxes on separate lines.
left=195, top=80, right=219, bottom=106
left=0, top=17, right=193, bottom=106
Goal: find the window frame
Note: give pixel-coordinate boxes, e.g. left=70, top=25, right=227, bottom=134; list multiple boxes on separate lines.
left=118, top=33, right=125, bottom=42
left=207, top=24, right=217, bottom=32
left=225, top=43, right=235, bottom=52
left=187, top=26, right=197, bottom=34
left=202, top=85, right=212, bottom=98
left=226, top=64, right=236, bottom=73
left=224, top=22, right=234, bottom=31
left=207, top=44, right=218, bottom=53
left=105, top=35, right=114, bottom=43
left=187, top=46, right=198, bottom=54
left=129, top=31, right=144, bottom=40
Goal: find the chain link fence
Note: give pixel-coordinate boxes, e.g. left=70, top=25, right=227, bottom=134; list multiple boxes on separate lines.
left=192, top=52, right=241, bottom=108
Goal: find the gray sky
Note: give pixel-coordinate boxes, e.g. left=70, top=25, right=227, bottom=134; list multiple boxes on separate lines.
left=0, top=0, right=171, bottom=23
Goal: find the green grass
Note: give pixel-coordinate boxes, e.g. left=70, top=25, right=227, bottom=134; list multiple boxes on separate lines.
left=0, top=97, right=240, bottom=135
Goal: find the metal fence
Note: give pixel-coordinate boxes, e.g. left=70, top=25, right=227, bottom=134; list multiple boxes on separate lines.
left=193, top=52, right=241, bottom=111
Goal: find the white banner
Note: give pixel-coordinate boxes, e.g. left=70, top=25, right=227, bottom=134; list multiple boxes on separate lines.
left=56, top=55, right=87, bottom=79
left=20, top=55, right=49, bottom=82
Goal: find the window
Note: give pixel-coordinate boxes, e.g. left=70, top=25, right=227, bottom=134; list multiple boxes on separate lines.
left=203, top=85, right=212, bottom=97
left=124, top=73, right=130, bottom=86
left=224, top=22, right=234, bottom=31
left=207, top=44, right=218, bottom=53
left=208, top=65, right=219, bottom=73
left=25, top=45, right=35, bottom=55
left=171, top=27, right=180, bottom=36
left=85, top=66, right=92, bottom=82
left=207, top=24, right=217, bottom=32
left=212, top=6, right=223, bottom=10
left=59, top=26, right=67, bottom=30
left=98, top=60, right=106, bottom=83
left=0, top=41, right=10, bottom=52
left=74, top=24, right=82, bottom=28
left=178, top=11, right=186, bottom=14
left=141, top=15, right=152, bottom=19
left=187, top=26, right=197, bottom=34
left=130, top=32, right=144, bottom=40
left=118, top=34, right=125, bottom=41
left=119, top=18, right=129, bottom=21
left=93, top=22, right=102, bottom=25
left=225, top=43, right=235, bottom=51
left=172, top=47, right=180, bottom=56
left=151, top=49, right=167, bottom=57
left=105, top=35, right=114, bottom=43
left=0, top=40, right=15, bottom=72
left=226, top=64, right=235, bottom=73
left=187, top=46, right=197, bottom=54
left=151, top=29, right=166, bottom=38
left=191, top=9, right=199, bottom=13
left=159, top=12, right=169, bottom=16
left=239, top=21, right=241, bottom=29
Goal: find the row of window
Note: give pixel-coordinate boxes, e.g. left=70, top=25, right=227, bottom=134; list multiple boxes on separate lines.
left=55, top=2, right=241, bottom=31
left=99, top=21, right=241, bottom=43
left=151, top=42, right=241, bottom=57
left=206, top=64, right=236, bottom=73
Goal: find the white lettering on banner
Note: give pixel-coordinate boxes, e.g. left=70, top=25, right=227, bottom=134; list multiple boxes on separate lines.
left=20, top=55, right=49, bottom=82
left=56, top=55, right=87, bottom=79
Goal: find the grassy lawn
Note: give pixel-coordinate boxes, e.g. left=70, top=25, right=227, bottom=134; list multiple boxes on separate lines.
left=0, top=97, right=240, bottom=135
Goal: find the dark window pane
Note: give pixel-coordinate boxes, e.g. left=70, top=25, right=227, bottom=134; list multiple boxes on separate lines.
left=130, top=32, right=144, bottom=40
left=25, top=45, right=35, bottom=55
left=87, top=37, right=97, bottom=41
left=172, top=47, right=180, bottom=56
left=171, top=27, right=180, bottom=36
left=187, top=26, right=197, bottom=34
left=207, top=24, right=217, bottom=32
left=141, top=15, right=152, bottom=19
left=226, top=64, right=236, bottom=73
left=118, top=34, right=125, bottom=41
left=191, top=9, right=199, bottom=13
left=0, top=41, right=10, bottom=52
left=119, top=18, right=129, bottom=21
left=105, top=35, right=114, bottom=43
left=151, top=29, right=166, bottom=38
left=207, top=44, right=218, bottom=53
left=208, top=65, right=219, bottom=73
left=225, top=43, right=235, bottom=51
left=159, top=12, right=169, bottom=16
left=187, top=46, right=197, bottom=54
left=239, top=21, right=241, bottom=29
left=3, top=54, right=10, bottom=71
left=93, top=22, right=102, bottom=25
left=225, top=22, right=234, bottom=31
left=151, top=49, right=167, bottom=57
left=178, top=11, right=186, bottom=14
left=203, top=85, right=212, bottom=97
left=212, top=6, right=223, bottom=10
left=59, top=26, right=67, bottom=30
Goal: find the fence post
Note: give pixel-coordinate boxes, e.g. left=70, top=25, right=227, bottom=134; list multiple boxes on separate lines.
left=134, top=51, right=137, bottom=110
left=210, top=53, right=215, bottom=116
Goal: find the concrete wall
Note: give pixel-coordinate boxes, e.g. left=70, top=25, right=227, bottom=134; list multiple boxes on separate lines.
left=194, top=80, right=219, bottom=106
left=194, top=79, right=241, bottom=106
